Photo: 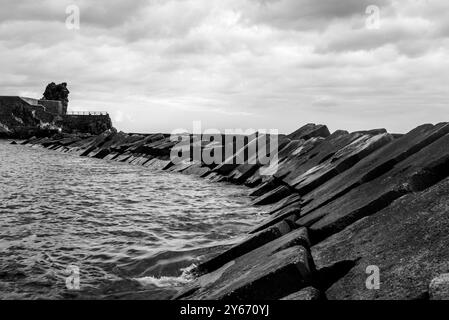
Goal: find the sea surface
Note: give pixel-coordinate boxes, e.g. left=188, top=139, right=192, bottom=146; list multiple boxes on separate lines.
left=0, top=140, right=267, bottom=299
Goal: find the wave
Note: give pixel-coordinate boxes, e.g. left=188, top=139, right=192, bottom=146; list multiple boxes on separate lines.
left=133, top=263, right=197, bottom=288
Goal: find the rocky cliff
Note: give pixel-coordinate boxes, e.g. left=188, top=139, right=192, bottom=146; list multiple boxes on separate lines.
left=18, top=122, right=449, bottom=300
left=0, top=96, right=59, bottom=138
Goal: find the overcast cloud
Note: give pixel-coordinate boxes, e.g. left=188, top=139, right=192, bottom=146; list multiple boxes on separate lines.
left=0, top=0, right=448, bottom=134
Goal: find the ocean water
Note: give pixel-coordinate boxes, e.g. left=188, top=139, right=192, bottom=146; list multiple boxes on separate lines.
left=0, top=140, right=267, bottom=299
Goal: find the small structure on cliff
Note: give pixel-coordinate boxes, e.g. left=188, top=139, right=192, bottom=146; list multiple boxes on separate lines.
left=0, top=82, right=114, bottom=138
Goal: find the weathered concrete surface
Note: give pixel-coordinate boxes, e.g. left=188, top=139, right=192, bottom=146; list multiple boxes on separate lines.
left=429, top=274, right=449, bottom=300
left=249, top=201, right=301, bottom=234
left=274, top=131, right=350, bottom=184
left=299, top=123, right=449, bottom=216
left=176, top=228, right=315, bottom=300
left=298, top=131, right=449, bottom=242
left=181, top=163, right=211, bottom=176
left=214, top=124, right=327, bottom=186
left=311, top=176, right=449, bottom=300
left=251, top=185, right=292, bottom=206
left=290, top=131, right=393, bottom=195
left=280, top=287, right=323, bottom=300
left=287, top=123, right=330, bottom=141
left=266, top=194, right=301, bottom=215
left=235, top=138, right=313, bottom=186
left=247, top=136, right=325, bottom=194
left=248, top=130, right=391, bottom=207
left=195, top=223, right=308, bottom=275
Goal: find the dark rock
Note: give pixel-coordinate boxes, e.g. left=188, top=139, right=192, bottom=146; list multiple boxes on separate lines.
left=143, top=158, right=171, bottom=170
left=0, top=96, right=58, bottom=138
left=226, top=163, right=261, bottom=184
left=300, top=123, right=449, bottom=217
left=42, top=82, right=69, bottom=112
left=182, top=163, right=211, bottom=176
left=212, top=134, right=259, bottom=176
left=311, top=176, right=449, bottom=299
left=249, top=201, right=301, bottom=234
left=266, top=193, right=302, bottom=215
left=164, top=160, right=195, bottom=173
left=287, top=123, right=330, bottom=141
left=10, top=141, right=17, bottom=145
left=130, top=155, right=153, bottom=166
left=223, top=136, right=291, bottom=184
left=196, top=222, right=307, bottom=275
left=251, top=185, right=292, bottom=206
left=176, top=228, right=316, bottom=300
left=274, top=131, right=350, bottom=186
left=247, top=137, right=324, bottom=195
left=91, top=148, right=111, bottom=159
left=290, top=131, right=393, bottom=195
left=249, top=179, right=278, bottom=197
left=298, top=130, right=449, bottom=243
left=280, top=287, right=322, bottom=300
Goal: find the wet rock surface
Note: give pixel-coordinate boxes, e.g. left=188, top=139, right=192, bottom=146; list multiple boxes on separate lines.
left=17, top=121, right=449, bottom=300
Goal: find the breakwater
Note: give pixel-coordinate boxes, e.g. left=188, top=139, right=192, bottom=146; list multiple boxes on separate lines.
left=18, top=122, right=449, bottom=300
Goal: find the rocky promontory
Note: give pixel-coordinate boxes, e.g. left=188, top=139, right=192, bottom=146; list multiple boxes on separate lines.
left=0, top=83, right=114, bottom=139
left=19, top=122, right=449, bottom=300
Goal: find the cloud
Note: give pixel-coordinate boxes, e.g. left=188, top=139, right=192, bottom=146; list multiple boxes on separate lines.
left=0, top=0, right=448, bottom=134
left=245, top=0, right=389, bottom=30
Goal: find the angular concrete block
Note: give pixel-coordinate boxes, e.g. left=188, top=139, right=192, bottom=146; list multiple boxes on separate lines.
left=311, top=176, right=449, bottom=299
left=177, top=228, right=316, bottom=300
left=280, top=287, right=322, bottom=300
left=196, top=223, right=309, bottom=275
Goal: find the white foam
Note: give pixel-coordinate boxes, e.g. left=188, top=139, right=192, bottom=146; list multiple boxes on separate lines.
left=134, top=263, right=197, bottom=288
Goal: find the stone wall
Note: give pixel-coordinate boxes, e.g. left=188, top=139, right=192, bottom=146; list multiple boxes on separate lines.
left=39, top=99, right=65, bottom=115
left=21, top=97, right=65, bottom=116
left=59, top=114, right=113, bottom=135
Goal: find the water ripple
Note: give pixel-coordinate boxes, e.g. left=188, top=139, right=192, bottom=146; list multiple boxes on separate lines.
left=0, top=141, right=267, bottom=299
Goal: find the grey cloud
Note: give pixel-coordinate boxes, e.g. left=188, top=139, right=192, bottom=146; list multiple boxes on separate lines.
left=1, top=0, right=448, bottom=134
left=246, top=0, right=390, bottom=30
left=0, top=0, right=149, bottom=28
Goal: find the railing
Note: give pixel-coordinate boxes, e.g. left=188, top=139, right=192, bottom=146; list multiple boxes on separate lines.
left=66, top=111, right=109, bottom=116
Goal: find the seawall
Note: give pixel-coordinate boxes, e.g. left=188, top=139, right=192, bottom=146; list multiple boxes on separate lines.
left=57, top=113, right=113, bottom=135
left=18, top=122, right=449, bottom=300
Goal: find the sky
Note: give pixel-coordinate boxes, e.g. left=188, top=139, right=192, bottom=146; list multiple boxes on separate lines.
left=0, top=0, right=448, bottom=134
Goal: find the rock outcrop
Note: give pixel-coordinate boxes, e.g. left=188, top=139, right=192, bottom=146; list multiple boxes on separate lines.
left=18, top=122, right=449, bottom=300
left=42, top=82, right=69, bottom=114
left=1, top=83, right=115, bottom=137
left=0, top=96, right=60, bottom=138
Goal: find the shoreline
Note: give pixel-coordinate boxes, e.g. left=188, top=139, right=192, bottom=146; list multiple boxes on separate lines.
left=15, top=122, right=449, bottom=300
